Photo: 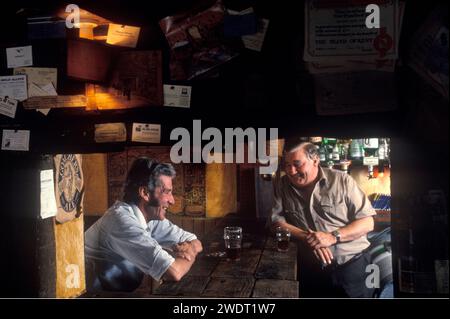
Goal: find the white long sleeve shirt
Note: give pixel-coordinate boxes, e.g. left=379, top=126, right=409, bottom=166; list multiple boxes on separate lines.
left=85, top=201, right=197, bottom=283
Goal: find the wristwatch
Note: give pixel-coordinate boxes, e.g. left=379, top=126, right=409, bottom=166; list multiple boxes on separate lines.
left=331, top=230, right=341, bottom=244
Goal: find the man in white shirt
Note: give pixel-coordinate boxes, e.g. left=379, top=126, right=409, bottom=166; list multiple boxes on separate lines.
left=85, top=157, right=203, bottom=292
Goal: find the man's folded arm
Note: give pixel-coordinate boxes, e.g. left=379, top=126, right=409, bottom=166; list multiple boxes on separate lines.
left=163, top=255, right=196, bottom=282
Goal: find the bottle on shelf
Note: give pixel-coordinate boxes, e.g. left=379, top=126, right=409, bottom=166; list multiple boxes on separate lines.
left=319, top=144, right=326, bottom=163
left=378, top=138, right=387, bottom=160
left=332, top=143, right=340, bottom=162
left=340, top=139, right=350, bottom=160
left=349, top=139, right=363, bottom=160
left=363, top=138, right=379, bottom=157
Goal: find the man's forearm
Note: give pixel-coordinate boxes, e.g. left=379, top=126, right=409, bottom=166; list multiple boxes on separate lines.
left=336, top=216, right=374, bottom=243
left=163, top=256, right=195, bottom=282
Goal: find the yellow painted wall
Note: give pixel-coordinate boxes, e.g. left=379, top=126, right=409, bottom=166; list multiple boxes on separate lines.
left=206, top=163, right=237, bottom=217
left=82, top=153, right=108, bottom=216
left=54, top=215, right=86, bottom=298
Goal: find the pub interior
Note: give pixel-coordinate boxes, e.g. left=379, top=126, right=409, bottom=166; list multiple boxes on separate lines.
left=0, top=0, right=448, bottom=299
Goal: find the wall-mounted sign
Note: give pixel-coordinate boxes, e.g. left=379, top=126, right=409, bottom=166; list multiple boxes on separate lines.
left=54, top=154, right=84, bottom=224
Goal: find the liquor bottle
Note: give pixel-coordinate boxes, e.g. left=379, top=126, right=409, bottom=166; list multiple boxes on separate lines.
left=322, top=138, right=334, bottom=161
left=363, top=138, right=379, bottom=168
left=340, top=139, right=350, bottom=160
left=349, top=139, right=363, bottom=160
left=363, top=138, right=379, bottom=157
left=332, top=143, right=340, bottom=162
left=378, top=138, right=387, bottom=160
left=319, top=144, right=326, bottom=162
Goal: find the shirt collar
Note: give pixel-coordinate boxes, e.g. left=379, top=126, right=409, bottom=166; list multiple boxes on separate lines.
left=317, top=166, right=328, bottom=188
left=129, top=203, right=149, bottom=229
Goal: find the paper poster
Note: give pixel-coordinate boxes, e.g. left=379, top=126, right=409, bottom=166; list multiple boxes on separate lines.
left=159, top=0, right=239, bottom=80
left=314, top=71, right=397, bottom=115
left=131, top=123, right=161, bottom=143
left=163, top=84, right=191, bottom=108
left=0, top=75, right=28, bottom=101
left=6, top=46, right=33, bottom=68
left=14, top=67, right=58, bottom=97
left=1, top=129, right=30, bottom=151
left=40, top=169, right=58, bottom=219
left=304, top=0, right=399, bottom=62
left=94, top=123, right=127, bottom=143
left=306, top=1, right=405, bottom=74
left=54, top=154, right=84, bottom=224
left=0, top=96, right=18, bottom=118
left=106, top=23, right=141, bottom=48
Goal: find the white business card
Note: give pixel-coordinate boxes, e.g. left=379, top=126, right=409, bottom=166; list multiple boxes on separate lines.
left=163, top=84, right=191, bottom=108
left=1, top=129, right=30, bottom=151
left=0, top=96, right=18, bottom=118
left=6, top=46, right=33, bottom=68
left=132, top=123, right=161, bottom=143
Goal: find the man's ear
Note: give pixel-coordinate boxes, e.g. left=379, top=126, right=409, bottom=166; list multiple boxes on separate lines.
left=138, top=186, right=150, bottom=201
left=313, top=158, right=320, bottom=166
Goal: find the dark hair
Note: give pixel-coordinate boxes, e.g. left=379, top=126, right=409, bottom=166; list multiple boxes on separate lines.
left=123, top=157, right=176, bottom=205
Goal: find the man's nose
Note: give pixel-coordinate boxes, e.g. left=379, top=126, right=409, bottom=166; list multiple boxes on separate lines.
left=167, top=193, right=175, bottom=206
left=286, top=165, right=297, bottom=175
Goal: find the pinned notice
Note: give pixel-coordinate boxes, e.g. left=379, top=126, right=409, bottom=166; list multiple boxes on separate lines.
left=106, top=23, right=141, bottom=48
left=163, top=84, right=191, bottom=108
left=1, top=129, right=30, bottom=151
left=0, top=75, right=28, bottom=101
left=6, top=46, right=33, bottom=68
left=131, top=123, right=161, bottom=143
left=0, top=96, right=18, bottom=119
left=95, top=123, right=127, bottom=143
left=14, top=67, right=57, bottom=97
left=40, top=169, right=58, bottom=219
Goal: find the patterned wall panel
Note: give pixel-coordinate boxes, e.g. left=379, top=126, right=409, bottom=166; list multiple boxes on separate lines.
left=107, top=147, right=204, bottom=215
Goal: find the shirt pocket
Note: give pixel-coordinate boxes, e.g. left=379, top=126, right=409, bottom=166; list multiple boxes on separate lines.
left=318, top=197, right=348, bottom=225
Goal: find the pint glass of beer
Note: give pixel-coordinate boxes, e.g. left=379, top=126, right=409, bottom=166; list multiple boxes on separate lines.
left=224, top=226, right=242, bottom=261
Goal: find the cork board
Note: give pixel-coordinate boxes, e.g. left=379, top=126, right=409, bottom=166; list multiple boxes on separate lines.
left=54, top=213, right=86, bottom=298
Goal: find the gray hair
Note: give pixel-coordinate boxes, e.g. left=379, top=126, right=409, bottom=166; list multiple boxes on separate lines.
left=283, top=141, right=319, bottom=161
left=123, top=157, right=176, bottom=204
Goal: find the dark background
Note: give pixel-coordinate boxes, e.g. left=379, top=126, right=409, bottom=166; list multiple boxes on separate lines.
left=0, top=0, right=447, bottom=154
left=0, top=0, right=448, bottom=298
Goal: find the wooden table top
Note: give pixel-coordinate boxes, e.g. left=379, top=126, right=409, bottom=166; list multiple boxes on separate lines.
left=81, top=217, right=299, bottom=298
left=152, top=218, right=299, bottom=298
